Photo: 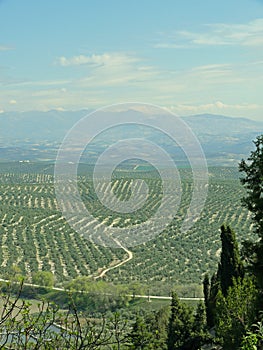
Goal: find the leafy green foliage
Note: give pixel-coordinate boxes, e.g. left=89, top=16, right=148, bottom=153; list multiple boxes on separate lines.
left=241, top=333, right=258, bottom=350
left=0, top=280, right=134, bottom=349
left=32, top=271, right=54, bottom=287
left=241, top=316, right=263, bottom=350
left=215, top=277, right=257, bottom=349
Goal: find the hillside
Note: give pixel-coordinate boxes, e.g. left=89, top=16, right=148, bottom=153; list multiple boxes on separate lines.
left=0, top=110, right=262, bottom=165
left=0, top=163, right=254, bottom=291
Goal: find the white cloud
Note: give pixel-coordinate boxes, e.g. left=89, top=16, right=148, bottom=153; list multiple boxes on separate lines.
left=0, top=45, right=13, bottom=51
left=1, top=50, right=263, bottom=120
left=169, top=101, right=262, bottom=116
left=56, top=53, right=139, bottom=67
left=55, top=52, right=153, bottom=89
left=10, top=79, right=70, bottom=87
left=155, top=18, right=263, bottom=48
left=187, top=63, right=245, bottom=84
left=53, top=107, right=66, bottom=111
left=9, top=99, right=17, bottom=105
left=191, top=63, right=233, bottom=76
left=154, top=43, right=189, bottom=49
left=68, top=53, right=158, bottom=88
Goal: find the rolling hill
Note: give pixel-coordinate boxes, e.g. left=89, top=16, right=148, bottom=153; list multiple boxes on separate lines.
left=0, top=109, right=262, bottom=165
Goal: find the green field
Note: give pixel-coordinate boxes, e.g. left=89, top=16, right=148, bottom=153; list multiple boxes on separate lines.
left=0, top=162, right=254, bottom=292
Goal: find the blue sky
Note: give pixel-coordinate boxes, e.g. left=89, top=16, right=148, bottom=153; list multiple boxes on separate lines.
left=1, top=0, right=263, bottom=120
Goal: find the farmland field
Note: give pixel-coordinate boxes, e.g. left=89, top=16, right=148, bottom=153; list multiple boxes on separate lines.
left=0, top=162, right=254, bottom=290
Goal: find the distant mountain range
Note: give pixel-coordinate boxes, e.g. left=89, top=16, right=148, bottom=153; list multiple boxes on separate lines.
left=0, top=109, right=262, bottom=165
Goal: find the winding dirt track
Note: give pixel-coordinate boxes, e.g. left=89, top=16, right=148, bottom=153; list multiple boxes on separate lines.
left=94, top=239, right=133, bottom=279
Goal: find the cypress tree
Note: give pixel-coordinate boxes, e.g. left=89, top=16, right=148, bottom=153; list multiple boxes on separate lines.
left=203, top=273, right=214, bottom=328
left=190, top=302, right=210, bottom=349
left=167, top=291, right=182, bottom=350
left=239, top=135, right=263, bottom=291
left=203, top=271, right=220, bottom=328
left=203, top=225, right=243, bottom=328
left=218, top=225, right=244, bottom=296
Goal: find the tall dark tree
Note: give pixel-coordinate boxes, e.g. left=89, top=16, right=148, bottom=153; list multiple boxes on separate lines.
left=149, top=307, right=169, bottom=349
left=129, top=315, right=154, bottom=350
left=129, top=307, right=169, bottom=350
left=203, top=225, right=244, bottom=328
left=188, top=302, right=211, bottom=349
left=239, top=135, right=263, bottom=290
left=203, top=273, right=214, bottom=328
left=167, top=292, right=193, bottom=350
left=203, top=271, right=220, bottom=329
left=218, top=225, right=244, bottom=296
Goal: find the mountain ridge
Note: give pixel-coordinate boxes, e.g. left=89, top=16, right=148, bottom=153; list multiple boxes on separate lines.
left=0, top=110, right=262, bottom=165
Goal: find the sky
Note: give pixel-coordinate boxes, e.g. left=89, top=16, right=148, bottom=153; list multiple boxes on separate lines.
left=0, top=0, right=263, bottom=120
